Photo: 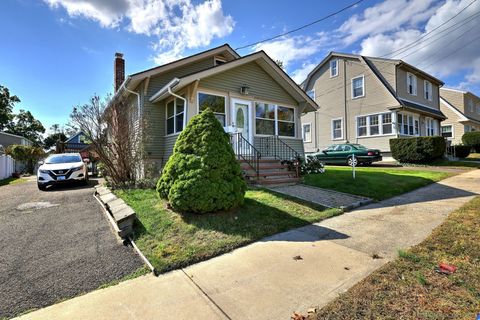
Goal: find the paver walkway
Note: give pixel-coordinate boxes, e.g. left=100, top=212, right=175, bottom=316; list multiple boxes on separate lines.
left=269, top=184, right=372, bottom=209
left=17, top=169, right=480, bottom=320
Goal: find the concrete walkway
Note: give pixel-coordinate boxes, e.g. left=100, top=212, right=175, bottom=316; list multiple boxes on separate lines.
left=17, top=170, right=480, bottom=320
left=268, top=184, right=372, bottom=209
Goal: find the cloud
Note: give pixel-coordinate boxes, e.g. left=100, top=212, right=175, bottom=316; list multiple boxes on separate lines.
left=251, top=32, right=331, bottom=67
left=44, top=0, right=234, bottom=65
left=290, top=62, right=317, bottom=84
left=346, top=0, right=480, bottom=89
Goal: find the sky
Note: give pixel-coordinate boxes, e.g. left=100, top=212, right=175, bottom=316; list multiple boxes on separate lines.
left=1, top=0, right=479, bottom=134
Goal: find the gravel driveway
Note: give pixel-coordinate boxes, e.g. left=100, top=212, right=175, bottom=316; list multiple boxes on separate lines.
left=0, top=178, right=143, bottom=319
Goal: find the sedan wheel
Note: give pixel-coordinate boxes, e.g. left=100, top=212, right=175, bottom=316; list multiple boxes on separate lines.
left=347, top=157, right=358, bottom=167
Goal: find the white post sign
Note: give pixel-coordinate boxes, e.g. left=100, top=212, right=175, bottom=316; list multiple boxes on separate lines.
left=352, top=153, right=356, bottom=179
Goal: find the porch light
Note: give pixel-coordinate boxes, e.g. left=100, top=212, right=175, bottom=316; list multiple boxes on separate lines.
left=240, top=84, right=250, bottom=95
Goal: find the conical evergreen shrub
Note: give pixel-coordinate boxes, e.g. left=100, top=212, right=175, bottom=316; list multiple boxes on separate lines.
left=157, top=109, right=246, bottom=213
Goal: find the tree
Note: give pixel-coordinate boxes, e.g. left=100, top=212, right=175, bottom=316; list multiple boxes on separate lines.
left=275, top=60, right=285, bottom=70
left=44, top=132, right=67, bottom=149
left=0, top=85, right=20, bottom=130
left=6, top=144, right=44, bottom=173
left=69, top=94, right=142, bottom=186
left=6, top=109, right=45, bottom=146
left=157, top=109, right=246, bottom=213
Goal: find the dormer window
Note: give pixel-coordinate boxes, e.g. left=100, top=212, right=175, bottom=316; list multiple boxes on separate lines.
left=407, top=73, right=417, bottom=95
left=330, top=59, right=338, bottom=77
left=424, top=80, right=432, bottom=101
left=214, top=56, right=226, bottom=66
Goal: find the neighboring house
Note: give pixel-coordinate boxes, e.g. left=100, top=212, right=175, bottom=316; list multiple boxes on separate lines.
left=439, top=88, right=480, bottom=145
left=111, top=44, right=317, bottom=181
left=58, top=131, right=90, bottom=154
left=301, top=52, right=446, bottom=158
left=0, top=131, right=33, bottom=171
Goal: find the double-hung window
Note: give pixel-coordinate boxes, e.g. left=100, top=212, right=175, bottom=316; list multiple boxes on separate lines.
left=198, top=92, right=226, bottom=126
left=424, top=80, right=432, bottom=101
left=332, top=118, right=343, bottom=140
left=398, top=113, right=419, bottom=136
left=407, top=73, right=417, bottom=95
left=352, top=75, right=364, bottom=99
left=255, top=103, right=295, bottom=137
left=330, top=60, right=338, bottom=77
left=426, top=118, right=435, bottom=136
left=166, top=97, right=185, bottom=135
left=441, top=125, right=453, bottom=138
left=302, top=123, right=311, bottom=142
left=357, top=113, right=393, bottom=137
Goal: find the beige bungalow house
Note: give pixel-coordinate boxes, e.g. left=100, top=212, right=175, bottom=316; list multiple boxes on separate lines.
left=112, top=44, right=317, bottom=184
left=300, top=52, right=446, bottom=158
left=439, top=87, right=480, bottom=145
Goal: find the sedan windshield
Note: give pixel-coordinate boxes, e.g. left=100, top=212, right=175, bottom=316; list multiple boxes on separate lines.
left=45, top=154, right=82, bottom=164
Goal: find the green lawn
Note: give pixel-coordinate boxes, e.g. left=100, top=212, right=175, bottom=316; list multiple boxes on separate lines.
left=115, top=189, right=341, bottom=274
left=304, top=166, right=452, bottom=200
left=314, top=196, right=480, bottom=320
left=0, top=177, right=27, bottom=187
left=428, top=159, right=480, bottom=168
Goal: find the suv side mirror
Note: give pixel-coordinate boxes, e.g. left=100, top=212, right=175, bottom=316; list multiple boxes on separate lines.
left=83, top=158, right=90, bottom=163
left=322, top=150, right=328, bottom=154
left=38, top=160, right=44, bottom=165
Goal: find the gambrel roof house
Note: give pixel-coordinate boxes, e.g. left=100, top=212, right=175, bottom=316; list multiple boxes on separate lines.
left=300, top=52, right=445, bottom=157
left=439, top=87, right=480, bottom=145
left=112, top=44, right=317, bottom=182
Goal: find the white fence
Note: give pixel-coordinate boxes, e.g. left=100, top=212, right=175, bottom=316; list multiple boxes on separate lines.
left=0, top=155, right=15, bottom=180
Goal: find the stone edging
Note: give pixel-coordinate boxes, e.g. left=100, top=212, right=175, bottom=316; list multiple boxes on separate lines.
left=94, top=185, right=135, bottom=239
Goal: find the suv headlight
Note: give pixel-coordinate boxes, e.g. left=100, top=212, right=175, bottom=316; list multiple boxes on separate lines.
left=39, top=169, right=49, bottom=174
left=72, top=166, right=84, bottom=172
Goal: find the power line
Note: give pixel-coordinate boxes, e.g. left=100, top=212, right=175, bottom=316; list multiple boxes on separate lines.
left=234, top=0, right=366, bottom=50
left=381, top=0, right=478, bottom=58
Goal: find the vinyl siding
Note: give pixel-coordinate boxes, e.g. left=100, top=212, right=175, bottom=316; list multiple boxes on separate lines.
left=301, top=56, right=400, bottom=152
left=440, top=100, right=466, bottom=145
left=199, top=61, right=297, bottom=106
left=146, top=57, right=214, bottom=99
left=396, top=66, right=440, bottom=110
left=367, top=59, right=396, bottom=92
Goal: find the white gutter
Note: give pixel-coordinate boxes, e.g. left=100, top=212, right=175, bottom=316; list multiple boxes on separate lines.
left=149, top=78, right=180, bottom=102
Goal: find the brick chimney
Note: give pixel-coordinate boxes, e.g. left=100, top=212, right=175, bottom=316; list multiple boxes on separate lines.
left=114, top=52, right=125, bottom=92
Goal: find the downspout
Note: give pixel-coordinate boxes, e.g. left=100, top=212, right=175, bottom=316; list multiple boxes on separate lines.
left=168, top=87, right=187, bottom=129
left=118, top=77, right=143, bottom=178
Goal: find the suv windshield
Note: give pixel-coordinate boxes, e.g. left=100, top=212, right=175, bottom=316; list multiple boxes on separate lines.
left=45, top=154, right=82, bottom=164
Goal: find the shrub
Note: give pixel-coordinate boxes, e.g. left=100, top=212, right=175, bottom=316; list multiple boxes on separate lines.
left=390, top=136, right=446, bottom=163
left=462, top=131, right=480, bottom=152
left=450, top=145, right=471, bottom=158
left=157, top=109, right=246, bottom=213
left=281, top=155, right=325, bottom=175
left=5, top=144, right=44, bottom=173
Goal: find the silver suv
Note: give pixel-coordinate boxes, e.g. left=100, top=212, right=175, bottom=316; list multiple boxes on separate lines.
left=37, top=153, right=89, bottom=190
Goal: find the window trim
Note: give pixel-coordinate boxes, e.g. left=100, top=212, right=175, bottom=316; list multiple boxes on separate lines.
left=351, top=75, right=365, bottom=99
left=331, top=117, right=344, bottom=140
left=197, top=91, right=227, bottom=127
left=441, top=124, right=454, bottom=139
left=302, top=123, right=312, bottom=142
left=407, top=72, right=417, bottom=96
left=330, top=59, right=338, bottom=78
left=355, top=112, right=395, bottom=138
left=254, top=102, right=296, bottom=138
left=397, top=112, right=420, bottom=136
left=165, top=96, right=186, bottom=136
left=425, top=117, right=436, bottom=136
left=424, top=80, right=432, bottom=101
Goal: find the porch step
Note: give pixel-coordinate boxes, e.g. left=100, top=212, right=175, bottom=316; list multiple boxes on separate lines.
left=238, top=157, right=299, bottom=187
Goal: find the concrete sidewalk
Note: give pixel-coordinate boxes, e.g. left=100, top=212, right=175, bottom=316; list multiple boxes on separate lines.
left=17, top=169, right=480, bottom=320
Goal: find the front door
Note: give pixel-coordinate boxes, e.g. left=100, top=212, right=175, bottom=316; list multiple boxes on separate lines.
left=231, top=99, right=252, bottom=154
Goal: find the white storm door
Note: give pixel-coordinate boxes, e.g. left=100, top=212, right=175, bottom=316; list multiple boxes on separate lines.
left=231, top=99, right=252, bottom=154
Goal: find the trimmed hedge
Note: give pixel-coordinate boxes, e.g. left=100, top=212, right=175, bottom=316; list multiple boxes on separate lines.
left=451, top=145, right=471, bottom=158
left=390, top=136, right=446, bottom=163
left=157, top=109, right=246, bottom=214
left=462, top=131, right=480, bottom=152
